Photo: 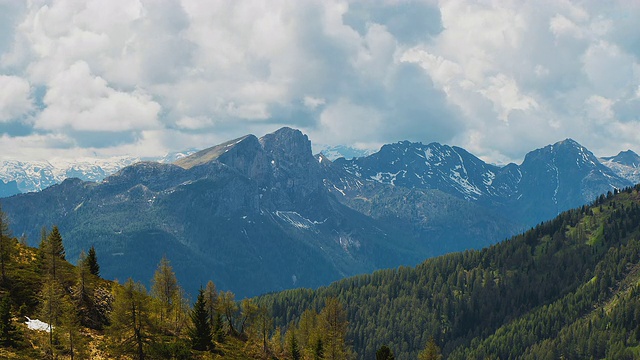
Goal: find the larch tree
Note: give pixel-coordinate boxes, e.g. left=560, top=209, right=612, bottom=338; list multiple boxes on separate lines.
left=218, top=290, right=238, bottom=335
left=39, top=275, right=67, bottom=358
left=150, top=256, right=180, bottom=333
left=255, top=305, right=273, bottom=355
left=418, top=337, right=443, bottom=360
left=319, top=297, right=349, bottom=360
left=204, top=280, right=218, bottom=330
left=108, top=279, right=153, bottom=360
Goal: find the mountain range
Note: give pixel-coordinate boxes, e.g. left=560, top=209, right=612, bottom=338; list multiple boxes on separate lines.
left=0, top=127, right=638, bottom=298
left=0, top=150, right=196, bottom=194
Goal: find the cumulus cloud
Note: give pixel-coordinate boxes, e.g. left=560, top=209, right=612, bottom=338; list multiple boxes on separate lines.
left=0, top=75, right=33, bottom=122
left=36, top=61, right=161, bottom=133
left=0, top=0, right=638, bottom=162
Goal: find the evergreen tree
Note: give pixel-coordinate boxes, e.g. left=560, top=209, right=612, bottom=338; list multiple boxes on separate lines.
left=74, top=250, right=102, bottom=329
left=313, top=337, right=324, bottom=360
left=0, top=296, right=16, bottom=347
left=214, top=312, right=225, bottom=342
left=189, top=288, right=213, bottom=351
left=85, top=246, right=100, bottom=277
left=42, top=225, right=66, bottom=281
left=376, top=345, right=395, bottom=360
left=287, top=328, right=301, bottom=360
left=418, top=337, right=442, bottom=360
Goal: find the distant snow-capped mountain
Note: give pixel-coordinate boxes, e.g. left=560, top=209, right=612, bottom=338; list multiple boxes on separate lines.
left=0, top=150, right=197, bottom=194
left=600, top=150, right=640, bottom=185
left=315, top=144, right=377, bottom=160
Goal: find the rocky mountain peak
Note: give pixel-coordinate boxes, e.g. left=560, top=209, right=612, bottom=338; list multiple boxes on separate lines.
left=602, top=150, right=640, bottom=168
left=259, top=127, right=314, bottom=164
left=174, top=134, right=258, bottom=170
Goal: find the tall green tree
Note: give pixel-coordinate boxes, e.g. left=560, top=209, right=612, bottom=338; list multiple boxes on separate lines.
left=418, top=337, right=442, bottom=360
left=150, top=256, right=180, bottom=332
left=42, top=225, right=66, bottom=280
left=85, top=245, right=100, bottom=277
left=286, top=327, right=301, bottom=360
left=108, top=279, right=153, bottom=360
left=204, top=280, right=217, bottom=330
left=376, top=345, right=395, bottom=360
left=0, top=295, right=17, bottom=347
left=320, top=297, right=349, bottom=360
left=73, top=250, right=102, bottom=329
left=39, top=275, right=66, bottom=358
left=189, top=288, right=213, bottom=351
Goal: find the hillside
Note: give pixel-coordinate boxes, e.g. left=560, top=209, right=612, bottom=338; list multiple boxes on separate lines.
left=258, top=184, right=640, bottom=359
left=2, top=186, right=640, bottom=359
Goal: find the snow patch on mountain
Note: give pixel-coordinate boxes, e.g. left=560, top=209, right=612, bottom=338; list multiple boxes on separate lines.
left=0, top=150, right=197, bottom=193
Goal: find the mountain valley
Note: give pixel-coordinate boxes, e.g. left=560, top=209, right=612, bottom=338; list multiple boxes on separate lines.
left=0, top=128, right=637, bottom=299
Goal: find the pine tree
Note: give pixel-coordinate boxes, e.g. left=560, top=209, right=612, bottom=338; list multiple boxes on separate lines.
left=85, top=246, right=100, bottom=277
left=74, top=250, right=101, bottom=329
left=0, top=296, right=16, bottom=347
left=287, top=327, right=301, bottom=360
left=42, top=225, right=66, bottom=280
left=376, top=345, right=395, bottom=360
left=189, top=288, right=213, bottom=351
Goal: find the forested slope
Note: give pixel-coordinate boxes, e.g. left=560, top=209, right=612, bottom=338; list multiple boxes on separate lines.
left=258, top=184, right=640, bottom=359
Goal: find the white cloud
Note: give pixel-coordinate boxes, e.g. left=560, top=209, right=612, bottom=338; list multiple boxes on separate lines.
left=0, top=75, right=33, bottom=122
left=36, top=61, right=161, bottom=132
left=0, top=0, right=639, bottom=162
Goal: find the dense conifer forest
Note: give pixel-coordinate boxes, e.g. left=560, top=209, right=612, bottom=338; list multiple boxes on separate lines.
left=1, top=184, right=640, bottom=358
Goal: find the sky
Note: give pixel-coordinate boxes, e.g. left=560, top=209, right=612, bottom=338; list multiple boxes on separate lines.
left=0, top=0, right=639, bottom=164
